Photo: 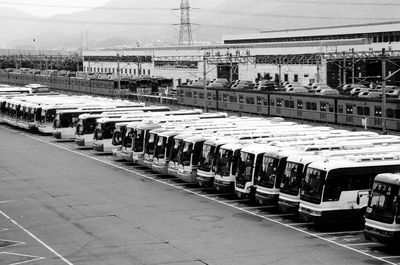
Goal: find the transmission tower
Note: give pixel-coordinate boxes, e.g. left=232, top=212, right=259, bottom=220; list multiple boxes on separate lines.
left=178, top=0, right=193, bottom=45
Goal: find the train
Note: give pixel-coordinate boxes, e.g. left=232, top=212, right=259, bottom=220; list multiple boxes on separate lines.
left=1, top=67, right=400, bottom=132
left=176, top=85, right=400, bottom=132
left=0, top=68, right=177, bottom=105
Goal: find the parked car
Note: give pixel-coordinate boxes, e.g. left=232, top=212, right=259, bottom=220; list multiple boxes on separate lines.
left=358, top=91, right=382, bottom=98
left=286, top=86, right=309, bottom=94
left=350, top=87, right=370, bottom=96
left=315, top=88, right=339, bottom=95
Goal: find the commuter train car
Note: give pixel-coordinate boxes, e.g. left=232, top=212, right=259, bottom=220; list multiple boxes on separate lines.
left=177, top=85, right=400, bottom=132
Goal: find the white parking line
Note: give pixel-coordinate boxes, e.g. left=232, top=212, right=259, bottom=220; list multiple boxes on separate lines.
left=314, top=230, right=363, bottom=236
left=345, top=242, right=380, bottom=246
left=21, top=133, right=398, bottom=265
left=0, top=251, right=45, bottom=265
left=0, top=210, right=73, bottom=265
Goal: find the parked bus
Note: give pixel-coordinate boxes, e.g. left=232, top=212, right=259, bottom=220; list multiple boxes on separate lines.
left=364, top=173, right=400, bottom=244
left=298, top=153, right=400, bottom=226
left=279, top=141, right=400, bottom=215
left=255, top=135, right=400, bottom=206
left=52, top=105, right=163, bottom=140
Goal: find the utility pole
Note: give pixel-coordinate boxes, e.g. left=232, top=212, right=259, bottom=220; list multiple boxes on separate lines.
left=117, top=53, right=121, bottom=98
left=381, top=48, right=387, bottom=133
left=229, top=53, right=233, bottom=84
left=277, top=55, right=282, bottom=89
left=177, top=0, right=193, bottom=45
left=203, top=55, right=208, bottom=112
left=343, top=52, right=347, bottom=85
left=351, top=48, right=355, bottom=84
left=316, top=55, right=320, bottom=83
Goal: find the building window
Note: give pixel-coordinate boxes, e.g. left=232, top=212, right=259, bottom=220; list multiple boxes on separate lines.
left=148, top=69, right=151, bottom=75
left=294, top=74, right=298, bottom=82
left=284, top=74, right=289, bottom=82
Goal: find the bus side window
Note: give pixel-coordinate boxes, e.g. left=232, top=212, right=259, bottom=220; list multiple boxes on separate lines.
left=192, top=142, right=203, bottom=166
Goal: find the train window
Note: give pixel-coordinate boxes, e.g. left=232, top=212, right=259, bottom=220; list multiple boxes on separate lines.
left=180, top=90, right=184, bottom=97
left=199, top=93, right=204, bottom=99
left=184, top=92, right=192, bottom=98
left=329, top=105, right=334, bottom=112
left=207, top=92, right=212, bottom=100
left=374, top=106, right=382, bottom=117
left=387, top=108, right=394, bottom=118
left=276, top=99, right=282, bottom=107
left=256, top=97, right=262, bottom=105
left=218, top=94, right=222, bottom=101
left=193, top=91, right=198, bottom=98
left=306, top=102, right=317, bottom=110
left=395, top=110, right=400, bottom=119
left=284, top=100, right=289, bottom=108
left=239, top=95, right=244, bottom=103
left=246, top=97, right=255, bottom=105
left=223, top=94, right=228, bottom=101
left=338, top=105, right=343, bottom=113
left=297, top=100, right=303, bottom=109
left=357, top=106, right=370, bottom=116
left=263, top=98, right=268, bottom=106
left=230, top=96, right=237, bottom=103
left=270, top=99, right=275, bottom=106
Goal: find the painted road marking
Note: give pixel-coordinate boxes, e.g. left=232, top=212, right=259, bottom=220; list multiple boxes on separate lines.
left=0, top=251, right=45, bottom=265
left=0, top=239, right=25, bottom=249
left=0, top=210, right=73, bottom=265
left=314, top=230, right=363, bottom=236
left=19, top=132, right=399, bottom=265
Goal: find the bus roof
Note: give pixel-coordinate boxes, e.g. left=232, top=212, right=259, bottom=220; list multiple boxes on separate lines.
left=374, top=173, right=400, bottom=186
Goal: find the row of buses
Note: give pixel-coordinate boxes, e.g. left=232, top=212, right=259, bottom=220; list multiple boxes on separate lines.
left=1, top=89, right=400, bottom=246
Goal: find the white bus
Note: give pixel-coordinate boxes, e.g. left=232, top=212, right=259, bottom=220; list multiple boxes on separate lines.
left=279, top=142, right=400, bottom=215
left=364, top=173, right=400, bottom=245
left=299, top=153, right=400, bottom=226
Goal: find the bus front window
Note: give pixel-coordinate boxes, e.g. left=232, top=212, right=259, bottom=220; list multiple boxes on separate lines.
left=198, top=144, right=215, bottom=172
left=216, top=149, right=233, bottom=177
left=112, top=130, right=122, bottom=145
left=145, top=133, right=156, bottom=155
left=154, top=136, right=167, bottom=159
left=180, top=142, right=193, bottom=166
left=367, top=182, right=398, bottom=224
left=93, top=124, right=103, bottom=140
left=257, top=156, right=279, bottom=188
left=236, top=152, right=255, bottom=185
left=280, top=162, right=304, bottom=196
left=133, top=129, right=144, bottom=152
left=301, top=168, right=326, bottom=204
left=170, top=139, right=183, bottom=163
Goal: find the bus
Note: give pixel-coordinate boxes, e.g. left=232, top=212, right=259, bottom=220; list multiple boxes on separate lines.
left=298, top=153, right=400, bottom=226
left=364, top=173, right=400, bottom=244
left=75, top=107, right=171, bottom=148
left=255, top=135, right=400, bottom=206
left=52, top=105, right=166, bottom=140
left=112, top=122, right=132, bottom=159
left=93, top=110, right=209, bottom=153
left=279, top=141, right=400, bottom=215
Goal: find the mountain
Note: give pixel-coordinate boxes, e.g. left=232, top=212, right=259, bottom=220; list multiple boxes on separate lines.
left=0, top=8, right=41, bottom=48
left=3, top=0, right=399, bottom=50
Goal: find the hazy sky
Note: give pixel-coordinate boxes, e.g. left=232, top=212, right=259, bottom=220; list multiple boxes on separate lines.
left=0, top=0, right=111, bottom=17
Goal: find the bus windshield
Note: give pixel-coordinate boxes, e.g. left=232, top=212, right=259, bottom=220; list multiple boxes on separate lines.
left=180, top=142, right=193, bottom=166
left=280, top=162, right=304, bottom=196
left=145, top=133, right=157, bottom=155
left=41, top=109, right=56, bottom=123
left=170, top=139, right=183, bottom=163
left=300, top=168, right=326, bottom=204
left=93, top=123, right=103, bottom=140
left=216, top=149, right=233, bottom=177
left=366, top=182, right=399, bottom=224
left=198, top=144, right=216, bottom=172
left=133, top=129, right=144, bottom=152
left=154, top=136, right=167, bottom=159
left=237, top=152, right=255, bottom=185
left=123, top=129, right=135, bottom=148
left=112, top=130, right=123, bottom=146
left=257, top=156, right=279, bottom=188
